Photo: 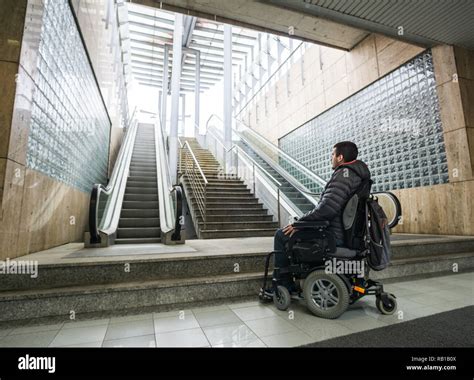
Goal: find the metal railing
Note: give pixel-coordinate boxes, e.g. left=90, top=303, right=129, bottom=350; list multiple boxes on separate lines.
left=204, top=124, right=303, bottom=226
left=88, top=107, right=138, bottom=245
left=180, top=139, right=209, bottom=229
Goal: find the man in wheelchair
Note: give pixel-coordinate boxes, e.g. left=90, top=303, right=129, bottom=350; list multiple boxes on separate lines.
left=259, top=141, right=397, bottom=319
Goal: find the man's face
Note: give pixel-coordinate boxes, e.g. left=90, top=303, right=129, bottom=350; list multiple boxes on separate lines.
left=331, top=148, right=344, bottom=169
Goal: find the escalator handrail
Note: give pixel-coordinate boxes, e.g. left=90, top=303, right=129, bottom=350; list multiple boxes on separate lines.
left=204, top=127, right=304, bottom=218
left=88, top=107, right=139, bottom=244
left=154, top=113, right=184, bottom=240
left=234, top=118, right=327, bottom=187
left=205, top=114, right=325, bottom=200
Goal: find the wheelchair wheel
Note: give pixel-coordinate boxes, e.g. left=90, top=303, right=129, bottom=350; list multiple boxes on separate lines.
left=376, top=293, right=397, bottom=315
left=303, top=270, right=349, bottom=319
left=273, top=285, right=291, bottom=311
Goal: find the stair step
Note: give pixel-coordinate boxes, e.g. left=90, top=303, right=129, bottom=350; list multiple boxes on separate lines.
left=190, top=196, right=259, bottom=203
left=119, top=218, right=160, bottom=228
left=198, top=221, right=279, bottom=230
left=128, top=176, right=157, bottom=182
left=115, top=237, right=162, bottom=244
left=126, top=181, right=158, bottom=188
left=199, top=228, right=276, bottom=238
left=123, top=194, right=158, bottom=202
left=125, top=187, right=158, bottom=195
left=120, top=209, right=160, bottom=218
left=197, top=214, right=274, bottom=222
left=117, top=227, right=161, bottom=238
left=206, top=208, right=269, bottom=215
left=203, top=202, right=263, bottom=209
left=122, top=201, right=159, bottom=209
left=0, top=273, right=263, bottom=321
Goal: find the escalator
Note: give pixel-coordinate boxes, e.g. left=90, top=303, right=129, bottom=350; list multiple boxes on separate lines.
left=87, top=111, right=183, bottom=247
left=237, top=139, right=315, bottom=214
left=116, top=124, right=161, bottom=244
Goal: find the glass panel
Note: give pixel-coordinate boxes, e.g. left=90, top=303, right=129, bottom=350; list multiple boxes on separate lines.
left=279, top=50, right=447, bottom=192
left=27, top=0, right=110, bottom=192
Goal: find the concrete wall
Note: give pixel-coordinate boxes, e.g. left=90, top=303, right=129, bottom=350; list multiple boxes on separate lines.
left=242, top=35, right=474, bottom=236
left=0, top=0, right=127, bottom=259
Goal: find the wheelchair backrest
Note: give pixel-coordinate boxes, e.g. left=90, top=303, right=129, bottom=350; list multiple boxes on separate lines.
left=342, top=177, right=372, bottom=250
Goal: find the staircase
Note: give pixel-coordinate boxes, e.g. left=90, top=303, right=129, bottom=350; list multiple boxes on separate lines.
left=116, top=124, right=161, bottom=244
left=237, top=139, right=316, bottom=213
left=180, top=138, right=279, bottom=239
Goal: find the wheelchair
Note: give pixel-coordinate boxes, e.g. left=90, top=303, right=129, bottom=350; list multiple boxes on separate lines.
left=258, top=219, right=397, bottom=319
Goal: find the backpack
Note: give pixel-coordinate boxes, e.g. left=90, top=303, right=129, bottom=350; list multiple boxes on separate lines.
left=341, top=171, right=391, bottom=271
left=365, top=197, right=391, bottom=270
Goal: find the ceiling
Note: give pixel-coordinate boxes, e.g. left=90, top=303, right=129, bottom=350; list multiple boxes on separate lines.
left=118, top=2, right=261, bottom=93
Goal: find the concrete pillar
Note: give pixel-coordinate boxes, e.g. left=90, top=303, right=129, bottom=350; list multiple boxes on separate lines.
left=194, top=51, right=200, bottom=137
left=160, top=45, right=170, bottom=130
left=180, top=94, right=185, bottom=136
left=169, top=14, right=183, bottom=184
left=223, top=24, right=233, bottom=173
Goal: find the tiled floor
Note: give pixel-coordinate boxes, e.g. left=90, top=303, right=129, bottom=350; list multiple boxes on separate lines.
left=0, top=272, right=472, bottom=348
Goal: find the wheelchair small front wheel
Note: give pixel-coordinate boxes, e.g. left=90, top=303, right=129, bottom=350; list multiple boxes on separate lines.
left=376, top=293, right=397, bottom=315
left=273, top=285, right=291, bottom=311
left=303, top=270, right=349, bottom=319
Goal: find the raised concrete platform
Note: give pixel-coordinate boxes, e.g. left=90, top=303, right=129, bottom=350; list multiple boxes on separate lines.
left=0, top=234, right=473, bottom=322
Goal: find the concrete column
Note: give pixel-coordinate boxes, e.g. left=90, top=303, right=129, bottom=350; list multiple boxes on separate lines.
left=194, top=51, right=200, bottom=137
left=223, top=24, right=233, bottom=174
left=160, top=45, right=170, bottom=130
left=180, top=94, right=185, bottom=136
left=169, top=14, right=183, bottom=184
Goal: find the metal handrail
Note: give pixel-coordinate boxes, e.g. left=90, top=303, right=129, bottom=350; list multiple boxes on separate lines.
left=88, top=107, right=138, bottom=244
left=181, top=140, right=208, bottom=228
left=205, top=114, right=321, bottom=206
left=207, top=128, right=282, bottom=188
left=204, top=124, right=303, bottom=223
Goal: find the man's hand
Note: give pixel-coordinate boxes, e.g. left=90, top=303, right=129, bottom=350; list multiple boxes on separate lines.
left=282, top=224, right=298, bottom=237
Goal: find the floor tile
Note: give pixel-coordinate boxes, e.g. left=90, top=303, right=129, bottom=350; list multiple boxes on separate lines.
left=153, top=309, right=193, bottom=320
left=194, top=309, right=242, bottom=328
left=212, top=337, right=266, bottom=347
left=245, top=317, right=298, bottom=338
left=231, top=305, right=277, bottom=321
left=62, top=318, right=109, bottom=329
left=109, top=313, right=153, bottom=325
left=155, top=328, right=209, bottom=347
left=228, top=301, right=261, bottom=309
left=337, top=316, right=389, bottom=333
left=104, top=319, right=154, bottom=341
left=10, top=323, right=64, bottom=335
left=192, top=305, right=230, bottom=314
left=261, top=330, right=314, bottom=347
left=103, top=334, right=156, bottom=348
left=50, top=325, right=108, bottom=347
left=62, top=341, right=103, bottom=348
left=203, top=323, right=257, bottom=346
left=153, top=314, right=200, bottom=333
left=0, top=330, right=58, bottom=347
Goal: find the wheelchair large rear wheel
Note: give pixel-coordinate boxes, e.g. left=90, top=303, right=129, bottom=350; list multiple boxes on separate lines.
left=303, top=270, right=349, bottom=319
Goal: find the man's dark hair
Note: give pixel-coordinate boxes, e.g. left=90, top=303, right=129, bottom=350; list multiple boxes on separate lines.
left=334, top=141, right=358, bottom=162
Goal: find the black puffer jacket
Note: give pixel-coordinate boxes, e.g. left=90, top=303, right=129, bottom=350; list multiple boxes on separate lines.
left=297, top=160, right=371, bottom=243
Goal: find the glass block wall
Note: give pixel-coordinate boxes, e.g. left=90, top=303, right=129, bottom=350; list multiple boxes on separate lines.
left=27, top=0, right=110, bottom=192
left=279, top=50, right=448, bottom=192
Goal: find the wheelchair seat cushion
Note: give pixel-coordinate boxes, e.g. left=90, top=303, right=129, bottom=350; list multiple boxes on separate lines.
left=327, top=247, right=358, bottom=259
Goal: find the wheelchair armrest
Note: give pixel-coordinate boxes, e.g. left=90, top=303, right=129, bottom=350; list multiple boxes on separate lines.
left=292, top=220, right=329, bottom=229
